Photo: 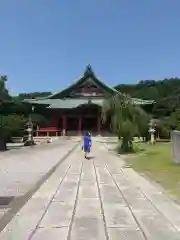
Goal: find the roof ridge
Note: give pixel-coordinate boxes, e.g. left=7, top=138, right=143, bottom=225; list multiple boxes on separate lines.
left=45, top=74, right=85, bottom=99
left=48, top=66, right=117, bottom=98
left=95, top=75, right=118, bottom=93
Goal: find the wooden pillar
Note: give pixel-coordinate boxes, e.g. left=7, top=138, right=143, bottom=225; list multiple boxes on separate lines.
left=54, top=117, right=58, bottom=129
left=97, top=116, right=101, bottom=133
left=36, top=125, right=39, bottom=137
left=62, top=116, right=66, bottom=129
left=78, top=116, right=82, bottom=135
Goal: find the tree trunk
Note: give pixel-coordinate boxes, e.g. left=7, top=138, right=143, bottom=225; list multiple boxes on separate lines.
left=0, top=137, right=7, bottom=151
left=121, top=138, right=133, bottom=153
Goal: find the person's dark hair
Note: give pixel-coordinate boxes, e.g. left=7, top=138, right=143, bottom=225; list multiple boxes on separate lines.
left=85, top=132, right=90, bottom=136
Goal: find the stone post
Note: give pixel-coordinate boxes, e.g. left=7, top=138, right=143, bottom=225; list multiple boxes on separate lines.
left=149, top=127, right=155, bottom=144
left=171, top=130, right=180, bottom=163
left=148, top=120, right=156, bottom=144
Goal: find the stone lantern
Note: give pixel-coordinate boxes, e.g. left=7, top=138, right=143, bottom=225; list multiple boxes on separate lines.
left=24, top=105, right=36, bottom=146
left=148, top=120, right=156, bottom=144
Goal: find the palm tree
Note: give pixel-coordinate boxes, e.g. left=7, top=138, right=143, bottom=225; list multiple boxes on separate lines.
left=102, top=93, right=149, bottom=153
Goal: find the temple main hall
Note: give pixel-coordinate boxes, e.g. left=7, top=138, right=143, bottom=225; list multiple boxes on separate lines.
left=24, top=65, right=153, bottom=136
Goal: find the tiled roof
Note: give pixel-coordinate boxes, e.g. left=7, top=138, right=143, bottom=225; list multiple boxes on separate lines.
left=23, top=97, right=154, bottom=109
left=48, top=65, right=118, bottom=99
left=22, top=65, right=155, bottom=108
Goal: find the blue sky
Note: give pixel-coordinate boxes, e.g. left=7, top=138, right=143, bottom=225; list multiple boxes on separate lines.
left=0, top=0, right=180, bottom=95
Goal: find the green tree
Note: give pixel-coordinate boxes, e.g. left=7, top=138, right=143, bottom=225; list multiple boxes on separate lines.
left=2, top=114, right=25, bottom=140
left=0, top=76, right=27, bottom=147
left=115, top=77, right=180, bottom=137
left=15, top=91, right=52, bottom=101
left=0, top=76, right=13, bottom=149
left=0, top=75, right=12, bottom=101
left=102, top=93, right=149, bottom=153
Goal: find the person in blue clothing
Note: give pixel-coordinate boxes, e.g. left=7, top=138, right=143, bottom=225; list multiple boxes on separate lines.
left=82, top=132, right=91, bottom=158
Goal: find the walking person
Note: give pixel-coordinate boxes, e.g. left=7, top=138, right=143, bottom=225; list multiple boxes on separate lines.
left=82, top=132, right=91, bottom=159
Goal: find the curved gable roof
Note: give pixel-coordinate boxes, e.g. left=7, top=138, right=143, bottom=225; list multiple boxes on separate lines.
left=48, top=65, right=118, bottom=99
left=22, top=65, right=155, bottom=106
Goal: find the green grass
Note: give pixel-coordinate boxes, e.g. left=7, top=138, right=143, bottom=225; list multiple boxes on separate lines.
left=126, top=142, right=180, bottom=202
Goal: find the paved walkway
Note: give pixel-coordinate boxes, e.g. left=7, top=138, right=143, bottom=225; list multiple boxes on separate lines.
left=0, top=141, right=180, bottom=239
left=0, top=140, right=77, bottom=197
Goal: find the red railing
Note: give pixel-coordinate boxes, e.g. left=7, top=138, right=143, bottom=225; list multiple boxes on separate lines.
left=36, top=127, right=59, bottom=133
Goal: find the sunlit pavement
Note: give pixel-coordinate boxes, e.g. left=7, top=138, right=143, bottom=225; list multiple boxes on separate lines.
left=0, top=140, right=180, bottom=239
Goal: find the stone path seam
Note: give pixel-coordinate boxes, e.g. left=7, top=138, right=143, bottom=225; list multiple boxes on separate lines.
left=127, top=175, right=180, bottom=234
left=29, top=165, right=72, bottom=239
left=67, top=161, right=83, bottom=240
left=103, top=141, right=180, bottom=234
left=121, top=167, right=180, bottom=234
left=0, top=142, right=79, bottom=233
left=93, top=159, right=109, bottom=240
left=105, top=163, right=148, bottom=240
left=1, top=140, right=180, bottom=239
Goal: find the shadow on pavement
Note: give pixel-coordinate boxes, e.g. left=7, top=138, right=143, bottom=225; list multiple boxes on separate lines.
left=86, top=156, right=95, bottom=160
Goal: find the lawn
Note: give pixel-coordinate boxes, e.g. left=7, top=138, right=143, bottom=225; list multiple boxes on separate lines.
left=126, top=142, right=180, bottom=202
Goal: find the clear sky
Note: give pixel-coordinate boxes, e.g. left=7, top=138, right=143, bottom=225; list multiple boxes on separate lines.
left=0, top=0, right=180, bottom=95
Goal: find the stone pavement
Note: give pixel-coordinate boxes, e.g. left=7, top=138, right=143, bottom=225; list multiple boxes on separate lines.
left=0, top=140, right=77, bottom=198
left=0, top=141, right=180, bottom=239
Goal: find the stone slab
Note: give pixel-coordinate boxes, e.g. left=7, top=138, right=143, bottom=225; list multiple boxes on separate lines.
left=71, top=199, right=106, bottom=240
left=68, top=163, right=82, bottom=175
left=113, top=174, right=134, bottom=189
left=0, top=141, right=77, bottom=197
left=100, top=184, right=126, bottom=205
left=0, top=143, right=77, bottom=239
left=75, top=198, right=102, bottom=217
left=108, top=228, right=145, bottom=240
left=103, top=204, right=138, bottom=229
left=96, top=168, right=114, bottom=184
left=122, top=166, right=180, bottom=232
left=0, top=214, right=42, bottom=239
left=128, top=198, right=156, bottom=212
left=53, top=175, right=79, bottom=203
left=31, top=227, right=69, bottom=240
left=79, top=184, right=98, bottom=199
left=32, top=165, right=71, bottom=200
left=39, top=202, right=74, bottom=228
left=70, top=220, right=106, bottom=240
left=105, top=163, right=123, bottom=174
left=133, top=210, right=180, bottom=240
